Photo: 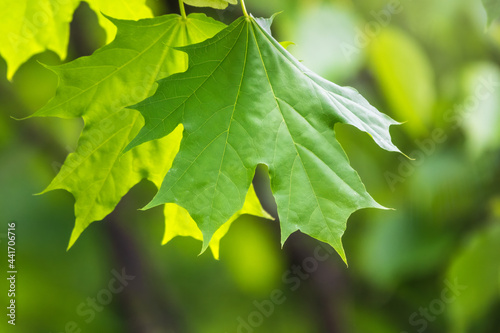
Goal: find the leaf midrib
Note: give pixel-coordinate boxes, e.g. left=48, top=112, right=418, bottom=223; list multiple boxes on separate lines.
left=249, top=20, right=342, bottom=249
left=207, top=19, right=250, bottom=231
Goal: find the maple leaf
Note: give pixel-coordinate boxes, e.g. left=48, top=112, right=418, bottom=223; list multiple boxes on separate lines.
left=184, top=0, right=237, bottom=10
left=0, top=0, right=152, bottom=80
left=126, top=15, right=402, bottom=262
left=28, top=13, right=270, bottom=256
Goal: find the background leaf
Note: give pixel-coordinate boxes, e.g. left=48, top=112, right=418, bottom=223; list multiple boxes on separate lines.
left=0, top=0, right=152, bottom=80
left=482, top=0, right=500, bottom=25
left=29, top=13, right=270, bottom=251
left=368, top=27, right=436, bottom=136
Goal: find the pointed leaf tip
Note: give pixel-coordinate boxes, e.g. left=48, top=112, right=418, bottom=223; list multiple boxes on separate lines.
left=251, top=12, right=283, bottom=36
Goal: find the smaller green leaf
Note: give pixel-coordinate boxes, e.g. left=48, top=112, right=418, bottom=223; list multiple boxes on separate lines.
left=279, top=41, right=294, bottom=49
left=0, top=0, right=153, bottom=80
left=183, top=0, right=237, bottom=10
left=86, top=0, right=153, bottom=43
left=482, top=0, right=500, bottom=26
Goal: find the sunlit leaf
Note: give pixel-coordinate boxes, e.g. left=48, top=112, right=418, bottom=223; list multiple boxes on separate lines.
left=29, top=14, right=270, bottom=251
left=0, top=0, right=152, bottom=80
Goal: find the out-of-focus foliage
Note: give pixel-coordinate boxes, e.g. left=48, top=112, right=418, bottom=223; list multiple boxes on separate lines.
left=459, top=63, right=500, bottom=157
left=1, top=0, right=499, bottom=333
left=290, top=4, right=364, bottom=82
left=446, top=221, right=500, bottom=333
left=482, top=0, right=500, bottom=25
left=163, top=185, right=271, bottom=259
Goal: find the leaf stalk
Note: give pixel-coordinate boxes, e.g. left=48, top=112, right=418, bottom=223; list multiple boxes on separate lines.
left=179, top=0, right=187, bottom=19
left=240, top=0, right=249, bottom=18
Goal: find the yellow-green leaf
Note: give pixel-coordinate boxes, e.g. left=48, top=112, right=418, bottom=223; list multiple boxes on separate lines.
left=29, top=13, right=271, bottom=252
left=0, top=0, right=152, bottom=80
left=183, top=0, right=237, bottom=10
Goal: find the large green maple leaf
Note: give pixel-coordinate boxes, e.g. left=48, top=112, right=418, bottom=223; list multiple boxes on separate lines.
left=126, top=15, right=402, bottom=262
left=28, top=13, right=271, bottom=256
left=0, top=0, right=152, bottom=80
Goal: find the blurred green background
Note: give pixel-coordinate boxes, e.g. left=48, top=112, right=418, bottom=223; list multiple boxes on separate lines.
left=1, top=0, right=500, bottom=332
